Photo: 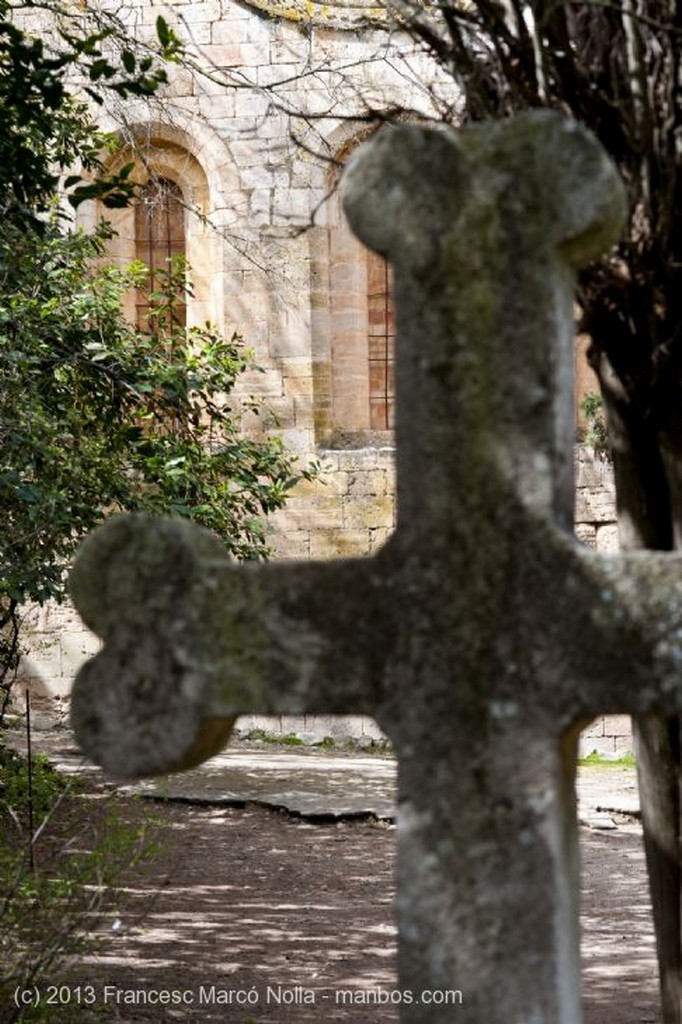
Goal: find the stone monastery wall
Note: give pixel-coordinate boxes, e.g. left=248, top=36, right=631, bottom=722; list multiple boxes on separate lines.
left=19, top=0, right=628, bottom=755
left=22, top=445, right=624, bottom=755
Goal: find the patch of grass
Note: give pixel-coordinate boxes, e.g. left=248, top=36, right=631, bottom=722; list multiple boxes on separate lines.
left=280, top=733, right=304, bottom=746
left=245, top=729, right=304, bottom=746
left=242, top=728, right=394, bottom=756
left=578, top=751, right=636, bottom=768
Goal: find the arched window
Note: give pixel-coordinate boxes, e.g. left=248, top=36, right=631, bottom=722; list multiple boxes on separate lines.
left=94, top=135, right=215, bottom=331
left=134, top=178, right=186, bottom=331
left=313, top=195, right=396, bottom=444
left=309, top=131, right=398, bottom=447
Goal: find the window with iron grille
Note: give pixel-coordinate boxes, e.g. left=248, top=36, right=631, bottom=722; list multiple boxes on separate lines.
left=367, top=250, right=395, bottom=431
left=134, top=178, right=186, bottom=332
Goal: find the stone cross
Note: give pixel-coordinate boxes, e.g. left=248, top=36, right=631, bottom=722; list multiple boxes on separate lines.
left=69, top=111, right=682, bottom=1023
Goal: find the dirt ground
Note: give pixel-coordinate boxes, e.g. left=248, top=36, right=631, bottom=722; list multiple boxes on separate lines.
left=13, top=775, right=660, bottom=1024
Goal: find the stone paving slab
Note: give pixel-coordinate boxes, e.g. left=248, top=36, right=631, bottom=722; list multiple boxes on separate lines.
left=123, top=749, right=397, bottom=820
left=576, top=765, right=641, bottom=828
left=17, top=726, right=642, bottom=826
left=11, top=724, right=638, bottom=827
left=124, top=751, right=641, bottom=827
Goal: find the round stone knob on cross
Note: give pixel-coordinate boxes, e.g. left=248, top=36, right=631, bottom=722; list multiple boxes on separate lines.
left=69, top=111, right=682, bottom=1023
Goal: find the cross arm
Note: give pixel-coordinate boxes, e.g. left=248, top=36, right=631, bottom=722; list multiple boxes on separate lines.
left=587, top=548, right=682, bottom=713
left=68, top=514, right=389, bottom=779
left=521, top=513, right=682, bottom=722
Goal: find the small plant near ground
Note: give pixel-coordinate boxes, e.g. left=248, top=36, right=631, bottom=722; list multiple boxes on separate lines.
left=0, top=749, right=163, bottom=1023
left=245, top=728, right=275, bottom=744
left=0, top=749, right=70, bottom=826
left=279, top=733, right=305, bottom=747
left=578, top=392, right=612, bottom=461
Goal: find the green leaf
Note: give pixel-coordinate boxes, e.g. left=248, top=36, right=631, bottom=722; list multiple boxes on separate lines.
left=122, top=49, right=136, bottom=74
left=88, top=57, right=115, bottom=82
left=156, top=16, right=170, bottom=47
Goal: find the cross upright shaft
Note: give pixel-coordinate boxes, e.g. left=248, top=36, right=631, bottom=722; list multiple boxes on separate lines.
left=339, top=112, right=625, bottom=1023
left=70, top=111, right=682, bottom=1022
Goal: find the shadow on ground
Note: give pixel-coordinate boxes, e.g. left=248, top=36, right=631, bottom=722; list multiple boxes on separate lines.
left=581, top=827, right=660, bottom=1024
left=59, top=800, right=660, bottom=1024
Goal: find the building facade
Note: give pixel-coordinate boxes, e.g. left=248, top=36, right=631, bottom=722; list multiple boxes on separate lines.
left=18, top=0, right=629, bottom=754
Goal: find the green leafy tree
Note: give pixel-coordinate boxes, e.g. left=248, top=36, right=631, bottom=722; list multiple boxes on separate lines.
left=0, top=6, right=313, bottom=1014
left=0, top=2, right=313, bottom=708
left=0, top=0, right=175, bottom=700
left=0, top=0, right=181, bottom=219
left=0, top=224, right=313, bottom=704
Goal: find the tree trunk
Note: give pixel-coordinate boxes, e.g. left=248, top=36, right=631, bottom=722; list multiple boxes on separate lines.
left=593, top=346, right=681, bottom=1024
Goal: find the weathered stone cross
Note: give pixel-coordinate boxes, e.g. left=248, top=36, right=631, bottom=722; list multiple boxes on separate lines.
left=70, top=111, right=682, bottom=1023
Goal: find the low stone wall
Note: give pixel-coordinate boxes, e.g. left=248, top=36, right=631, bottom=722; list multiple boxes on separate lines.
left=17, top=602, right=99, bottom=711
left=572, top=447, right=631, bottom=756
left=235, top=713, right=385, bottom=746
left=579, top=715, right=634, bottom=759
left=15, top=444, right=634, bottom=757
left=267, top=447, right=396, bottom=561
left=574, top=445, right=618, bottom=553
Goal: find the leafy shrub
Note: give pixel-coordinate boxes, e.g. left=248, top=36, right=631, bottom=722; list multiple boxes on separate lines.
left=0, top=751, right=162, bottom=1023
left=0, top=225, right=316, bottom=720
left=579, top=391, right=612, bottom=460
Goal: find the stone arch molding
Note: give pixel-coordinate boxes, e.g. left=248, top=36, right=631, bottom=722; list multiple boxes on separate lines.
left=97, top=104, right=239, bottom=199
left=239, top=0, right=390, bottom=30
